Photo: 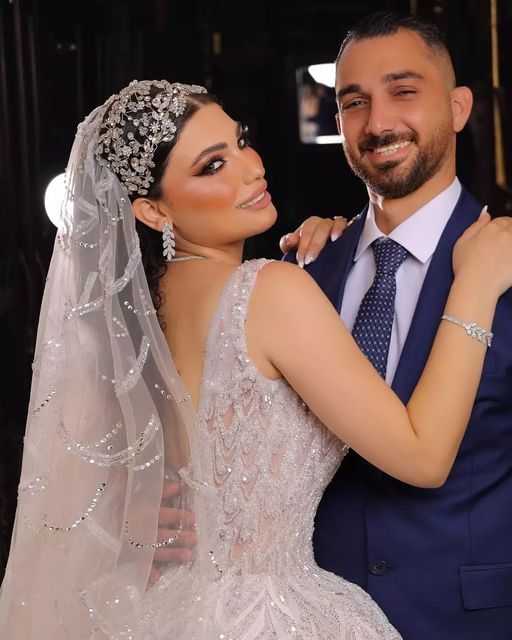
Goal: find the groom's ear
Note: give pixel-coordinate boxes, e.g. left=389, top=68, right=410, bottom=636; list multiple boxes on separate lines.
left=451, top=86, right=473, bottom=133
left=335, top=112, right=341, bottom=135
left=132, top=197, right=169, bottom=232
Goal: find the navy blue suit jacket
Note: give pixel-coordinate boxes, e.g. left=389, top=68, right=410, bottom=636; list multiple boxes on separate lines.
left=285, top=188, right=512, bottom=639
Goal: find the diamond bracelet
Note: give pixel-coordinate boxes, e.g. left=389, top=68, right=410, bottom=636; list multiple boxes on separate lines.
left=441, top=315, right=493, bottom=347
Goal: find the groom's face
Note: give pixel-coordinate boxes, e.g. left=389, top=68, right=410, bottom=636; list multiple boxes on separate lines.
left=335, top=29, right=458, bottom=199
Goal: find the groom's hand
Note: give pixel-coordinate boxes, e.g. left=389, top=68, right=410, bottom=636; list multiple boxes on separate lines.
left=279, top=216, right=347, bottom=267
left=149, top=480, right=197, bottom=583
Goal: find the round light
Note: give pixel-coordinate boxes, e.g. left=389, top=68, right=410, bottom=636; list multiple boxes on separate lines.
left=44, top=173, right=66, bottom=227
left=307, top=63, right=336, bottom=88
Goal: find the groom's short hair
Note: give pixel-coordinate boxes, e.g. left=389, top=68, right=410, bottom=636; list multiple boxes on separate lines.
left=336, top=11, right=452, bottom=70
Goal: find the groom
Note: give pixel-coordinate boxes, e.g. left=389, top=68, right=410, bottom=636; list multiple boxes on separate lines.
left=283, top=11, right=512, bottom=640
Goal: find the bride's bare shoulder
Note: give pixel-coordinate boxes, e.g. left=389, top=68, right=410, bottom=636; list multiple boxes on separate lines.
left=257, top=259, right=319, bottom=286
left=252, top=260, right=325, bottom=311
left=246, top=260, right=328, bottom=378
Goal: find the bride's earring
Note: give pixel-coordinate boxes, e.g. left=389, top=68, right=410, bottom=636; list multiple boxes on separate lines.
left=162, top=221, right=176, bottom=262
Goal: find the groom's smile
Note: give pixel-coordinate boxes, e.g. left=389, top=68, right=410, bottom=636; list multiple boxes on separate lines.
left=359, top=133, right=416, bottom=170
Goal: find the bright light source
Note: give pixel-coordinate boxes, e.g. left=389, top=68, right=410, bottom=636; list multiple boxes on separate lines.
left=307, top=63, right=336, bottom=88
left=44, top=173, right=66, bottom=227
left=315, top=135, right=342, bottom=145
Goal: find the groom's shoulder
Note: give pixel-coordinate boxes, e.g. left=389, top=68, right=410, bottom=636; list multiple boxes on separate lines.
left=442, top=186, right=483, bottom=240
left=457, top=185, right=481, bottom=214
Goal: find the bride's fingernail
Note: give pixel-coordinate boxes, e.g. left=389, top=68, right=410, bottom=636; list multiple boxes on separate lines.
left=304, top=254, right=315, bottom=266
left=330, top=231, right=341, bottom=242
left=479, top=205, right=488, bottom=218
left=298, top=256, right=305, bottom=268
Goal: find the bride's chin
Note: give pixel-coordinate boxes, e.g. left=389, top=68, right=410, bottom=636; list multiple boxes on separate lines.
left=246, top=216, right=277, bottom=239
left=252, top=204, right=278, bottom=233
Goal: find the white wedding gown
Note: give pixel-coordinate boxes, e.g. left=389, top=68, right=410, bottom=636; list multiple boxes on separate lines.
left=140, top=259, right=401, bottom=639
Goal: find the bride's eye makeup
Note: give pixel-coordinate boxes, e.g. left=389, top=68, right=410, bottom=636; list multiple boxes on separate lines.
left=198, top=157, right=225, bottom=175
left=196, top=123, right=251, bottom=176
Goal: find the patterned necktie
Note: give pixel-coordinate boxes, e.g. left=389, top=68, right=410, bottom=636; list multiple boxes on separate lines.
left=352, top=238, right=409, bottom=378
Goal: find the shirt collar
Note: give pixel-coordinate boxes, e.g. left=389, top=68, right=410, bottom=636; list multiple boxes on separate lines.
left=354, top=178, right=462, bottom=264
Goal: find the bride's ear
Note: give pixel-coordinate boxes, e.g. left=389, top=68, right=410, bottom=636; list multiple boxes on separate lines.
left=132, top=197, right=169, bottom=232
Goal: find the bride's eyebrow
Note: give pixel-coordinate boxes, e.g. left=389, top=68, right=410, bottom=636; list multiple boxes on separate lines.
left=189, top=122, right=242, bottom=168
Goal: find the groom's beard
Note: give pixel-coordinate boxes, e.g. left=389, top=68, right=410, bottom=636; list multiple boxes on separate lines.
left=343, top=121, right=452, bottom=199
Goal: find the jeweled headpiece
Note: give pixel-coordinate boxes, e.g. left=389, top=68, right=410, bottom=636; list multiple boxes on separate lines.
left=96, top=79, right=207, bottom=195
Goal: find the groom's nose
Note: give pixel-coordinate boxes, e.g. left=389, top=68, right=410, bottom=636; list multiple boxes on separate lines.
left=364, top=95, right=398, bottom=138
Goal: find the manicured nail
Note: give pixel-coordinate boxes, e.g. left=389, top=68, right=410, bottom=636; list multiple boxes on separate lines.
left=479, top=205, right=488, bottom=218
left=298, top=256, right=305, bottom=268
left=304, top=254, right=315, bottom=266
left=330, top=230, right=341, bottom=242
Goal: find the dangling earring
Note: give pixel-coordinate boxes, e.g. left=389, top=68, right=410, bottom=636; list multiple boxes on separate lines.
left=162, top=220, right=176, bottom=262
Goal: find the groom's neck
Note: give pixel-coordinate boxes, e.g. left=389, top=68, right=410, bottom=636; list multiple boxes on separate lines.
left=370, top=166, right=456, bottom=235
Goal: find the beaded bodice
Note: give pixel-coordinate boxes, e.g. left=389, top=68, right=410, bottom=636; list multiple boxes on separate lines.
left=142, top=259, right=401, bottom=639
left=196, top=259, right=349, bottom=575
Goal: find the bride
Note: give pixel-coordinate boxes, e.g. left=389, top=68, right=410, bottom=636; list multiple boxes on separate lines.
left=1, top=79, right=511, bottom=639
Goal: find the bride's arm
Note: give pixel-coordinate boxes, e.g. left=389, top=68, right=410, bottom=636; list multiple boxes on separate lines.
left=248, top=216, right=512, bottom=488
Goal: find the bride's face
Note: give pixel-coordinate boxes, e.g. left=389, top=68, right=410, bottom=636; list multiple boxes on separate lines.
left=158, top=103, right=277, bottom=249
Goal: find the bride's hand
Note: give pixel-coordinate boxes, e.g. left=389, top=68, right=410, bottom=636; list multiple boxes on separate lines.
left=279, top=215, right=348, bottom=267
left=453, top=210, right=512, bottom=297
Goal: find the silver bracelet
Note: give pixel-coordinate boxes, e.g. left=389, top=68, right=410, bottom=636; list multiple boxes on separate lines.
left=441, top=315, right=493, bottom=347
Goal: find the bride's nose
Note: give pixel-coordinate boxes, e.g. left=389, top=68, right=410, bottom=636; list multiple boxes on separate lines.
left=242, top=150, right=265, bottom=184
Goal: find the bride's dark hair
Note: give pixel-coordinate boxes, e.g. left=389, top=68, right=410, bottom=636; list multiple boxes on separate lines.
left=99, top=85, right=220, bottom=320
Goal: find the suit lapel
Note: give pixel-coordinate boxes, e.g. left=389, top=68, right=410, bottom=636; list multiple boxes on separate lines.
left=391, top=188, right=482, bottom=402
left=315, top=206, right=368, bottom=313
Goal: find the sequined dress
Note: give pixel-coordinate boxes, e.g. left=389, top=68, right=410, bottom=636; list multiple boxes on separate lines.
left=141, top=259, right=401, bottom=640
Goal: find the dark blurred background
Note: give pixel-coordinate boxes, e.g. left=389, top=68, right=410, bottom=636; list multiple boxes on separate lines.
left=1, top=0, right=511, bottom=577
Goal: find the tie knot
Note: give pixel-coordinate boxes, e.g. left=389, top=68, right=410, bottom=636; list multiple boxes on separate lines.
left=372, top=238, right=408, bottom=275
